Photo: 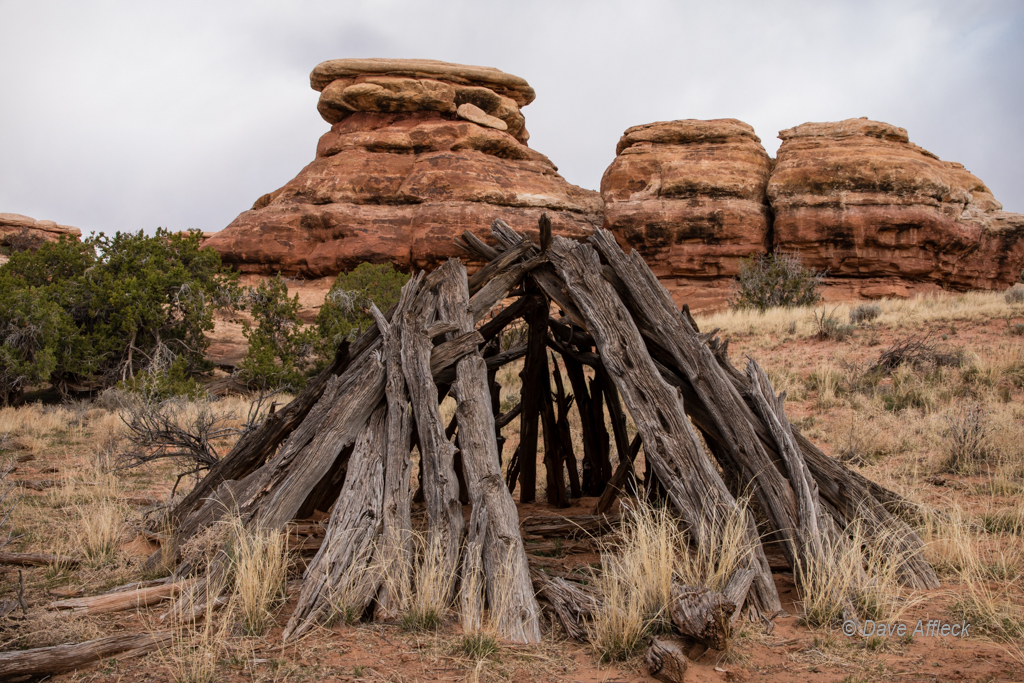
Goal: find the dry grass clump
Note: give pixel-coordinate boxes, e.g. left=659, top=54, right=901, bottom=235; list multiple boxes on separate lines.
left=941, top=400, right=990, bottom=474
left=225, top=518, right=289, bottom=636
left=797, top=523, right=916, bottom=629
left=76, top=498, right=127, bottom=567
left=402, top=533, right=457, bottom=632
left=588, top=500, right=754, bottom=661
left=160, top=569, right=231, bottom=683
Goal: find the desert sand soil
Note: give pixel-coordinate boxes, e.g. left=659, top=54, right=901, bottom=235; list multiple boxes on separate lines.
left=2, top=294, right=1023, bottom=682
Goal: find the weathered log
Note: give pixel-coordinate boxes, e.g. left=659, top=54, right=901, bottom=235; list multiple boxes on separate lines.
left=477, top=295, right=530, bottom=344
left=546, top=235, right=781, bottom=617
left=435, top=258, right=542, bottom=643
left=468, top=238, right=534, bottom=294
left=401, top=285, right=465, bottom=593
left=588, top=375, right=612, bottom=493
left=515, top=290, right=548, bottom=502
left=520, top=513, right=621, bottom=538
left=0, top=552, right=78, bottom=568
left=429, top=330, right=484, bottom=377
left=456, top=229, right=500, bottom=261
left=373, top=279, right=419, bottom=619
left=670, top=584, right=737, bottom=650
left=0, top=632, right=173, bottom=679
left=646, top=638, right=690, bottom=683
left=721, top=567, right=756, bottom=627
left=47, top=581, right=189, bottom=615
left=593, top=434, right=642, bottom=515
left=539, top=367, right=569, bottom=507
left=468, top=254, right=546, bottom=323
left=591, top=229, right=812, bottom=581
left=559, top=345, right=602, bottom=496
left=284, top=403, right=388, bottom=640
left=530, top=568, right=600, bottom=641
left=550, top=354, right=581, bottom=499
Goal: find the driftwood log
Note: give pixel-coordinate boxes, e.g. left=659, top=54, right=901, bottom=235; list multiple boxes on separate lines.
left=47, top=581, right=188, bottom=615
left=0, top=632, right=173, bottom=679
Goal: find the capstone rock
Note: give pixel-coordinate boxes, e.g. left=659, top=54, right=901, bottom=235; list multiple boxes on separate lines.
left=205, top=60, right=600, bottom=277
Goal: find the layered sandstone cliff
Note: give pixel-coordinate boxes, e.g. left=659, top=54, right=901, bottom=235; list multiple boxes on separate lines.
left=205, top=59, right=601, bottom=276
left=600, top=119, right=773, bottom=307
left=769, top=118, right=1024, bottom=292
left=603, top=117, right=1024, bottom=307
left=1, top=213, right=81, bottom=247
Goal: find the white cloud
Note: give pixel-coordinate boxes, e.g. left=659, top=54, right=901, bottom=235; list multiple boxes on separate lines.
left=1, top=0, right=1021, bottom=238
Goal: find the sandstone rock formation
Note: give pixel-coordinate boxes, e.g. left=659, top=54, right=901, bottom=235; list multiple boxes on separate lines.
left=604, top=117, right=1024, bottom=308
left=768, top=117, right=1024, bottom=292
left=600, top=119, right=773, bottom=308
left=1, top=213, right=81, bottom=250
left=205, top=59, right=600, bottom=276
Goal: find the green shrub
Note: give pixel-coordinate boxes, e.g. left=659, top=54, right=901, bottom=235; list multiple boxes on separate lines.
left=0, top=230, right=231, bottom=401
left=730, top=252, right=824, bottom=311
left=237, top=275, right=317, bottom=390
left=0, top=280, right=70, bottom=404
left=814, top=307, right=855, bottom=342
left=849, top=303, right=882, bottom=324
left=316, top=263, right=409, bottom=353
left=120, top=353, right=207, bottom=401
left=1005, top=285, right=1024, bottom=305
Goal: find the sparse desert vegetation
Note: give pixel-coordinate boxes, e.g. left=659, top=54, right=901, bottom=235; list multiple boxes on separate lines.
left=0, top=286, right=1022, bottom=682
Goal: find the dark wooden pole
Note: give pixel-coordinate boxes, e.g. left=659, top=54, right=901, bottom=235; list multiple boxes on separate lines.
left=516, top=286, right=547, bottom=502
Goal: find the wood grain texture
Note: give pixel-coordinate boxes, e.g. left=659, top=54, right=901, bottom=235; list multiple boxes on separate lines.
left=547, top=235, right=781, bottom=616
left=435, top=258, right=542, bottom=643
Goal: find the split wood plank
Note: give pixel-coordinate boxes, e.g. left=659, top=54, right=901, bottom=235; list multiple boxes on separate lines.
left=435, top=258, right=542, bottom=643
left=515, top=290, right=548, bottom=502
left=284, top=403, right=389, bottom=640
left=401, top=284, right=465, bottom=592
left=372, top=276, right=421, bottom=617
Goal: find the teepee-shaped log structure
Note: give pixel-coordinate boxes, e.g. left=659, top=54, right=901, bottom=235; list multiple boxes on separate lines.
left=150, top=217, right=938, bottom=643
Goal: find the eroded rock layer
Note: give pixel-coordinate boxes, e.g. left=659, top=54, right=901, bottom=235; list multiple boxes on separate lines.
left=205, top=59, right=601, bottom=276
left=768, top=118, right=1024, bottom=291
left=601, top=119, right=773, bottom=287
left=1, top=213, right=81, bottom=247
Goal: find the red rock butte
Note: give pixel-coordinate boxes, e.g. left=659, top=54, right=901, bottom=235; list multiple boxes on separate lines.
left=203, top=58, right=602, bottom=277
left=203, top=58, right=1024, bottom=309
left=603, top=117, right=1024, bottom=307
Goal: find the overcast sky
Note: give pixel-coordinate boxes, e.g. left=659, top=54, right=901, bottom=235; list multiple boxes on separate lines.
left=1, top=1, right=1021, bottom=237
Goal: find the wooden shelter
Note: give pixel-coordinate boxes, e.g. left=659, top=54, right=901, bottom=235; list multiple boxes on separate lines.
left=151, top=217, right=938, bottom=644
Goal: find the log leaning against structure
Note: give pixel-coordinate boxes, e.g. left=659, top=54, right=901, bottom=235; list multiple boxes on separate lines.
left=151, top=215, right=936, bottom=645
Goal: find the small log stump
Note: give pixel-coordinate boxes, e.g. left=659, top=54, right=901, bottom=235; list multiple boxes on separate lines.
left=646, top=637, right=690, bottom=683
left=670, top=584, right=737, bottom=650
